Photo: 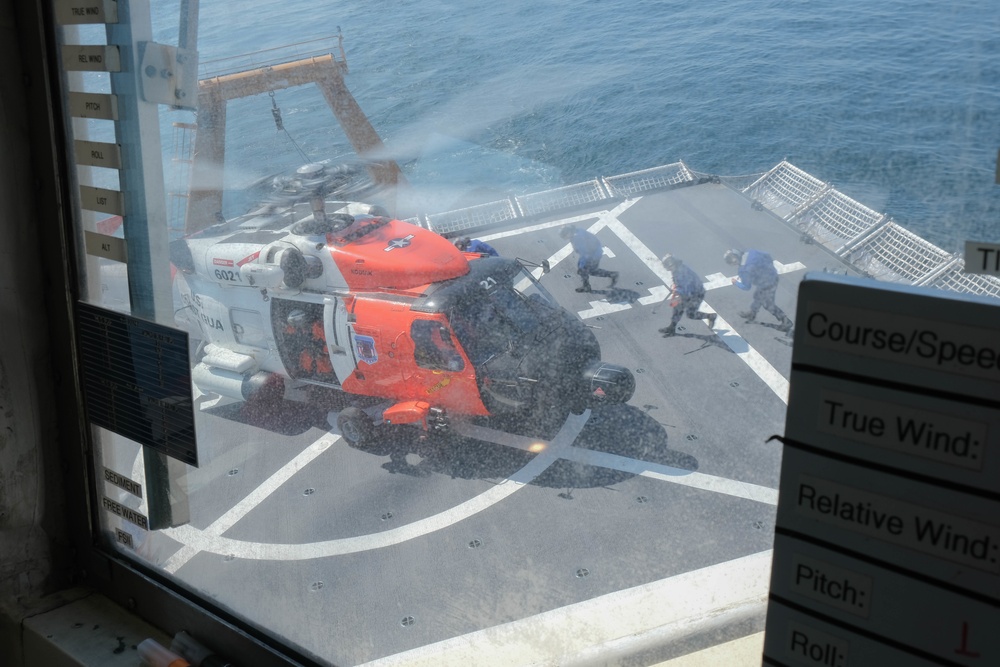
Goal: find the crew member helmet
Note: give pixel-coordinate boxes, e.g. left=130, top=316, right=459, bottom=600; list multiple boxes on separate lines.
left=287, top=309, right=307, bottom=328
left=559, top=225, right=576, bottom=239
left=724, top=249, right=742, bottom=265
left=661, top=253, right=679, bottom=269
left=454, top=237, right=471, bottom=251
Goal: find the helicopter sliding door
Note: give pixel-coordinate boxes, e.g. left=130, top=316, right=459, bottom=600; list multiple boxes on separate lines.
left=271, top=298, right=338, bottom=384
left=325, top=297, right=356, bottom=385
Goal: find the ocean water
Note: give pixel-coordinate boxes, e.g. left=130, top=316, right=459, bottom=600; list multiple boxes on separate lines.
left=157, top=0, right=999, bottom=251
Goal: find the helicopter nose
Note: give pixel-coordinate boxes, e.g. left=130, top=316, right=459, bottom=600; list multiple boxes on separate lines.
left=581, top=361, right=635, bottom=406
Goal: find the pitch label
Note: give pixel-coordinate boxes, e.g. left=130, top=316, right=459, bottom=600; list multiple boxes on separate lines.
left=790, top=553, right=872, bottom=618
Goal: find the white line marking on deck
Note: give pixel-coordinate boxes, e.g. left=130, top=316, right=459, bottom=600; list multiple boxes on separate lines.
left=598, top=216, right=790, bottom=403
left=161, top=413, right=589, bottom=566
left=561, top=446, right=779, bottom=506
left=359, top=550, right=772, bottom=667
left=162, top=434, right=339, bottom=573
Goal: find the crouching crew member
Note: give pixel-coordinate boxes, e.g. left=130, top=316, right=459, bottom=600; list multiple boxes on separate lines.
left=560, top=225, right=618, bottom=293
left=660, top=254, right=716, bottom=337
left=454, top=237, right=499, bottom=256
left=724, top=248, right=793, bottom=332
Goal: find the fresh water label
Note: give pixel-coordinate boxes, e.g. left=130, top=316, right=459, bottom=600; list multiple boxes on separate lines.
left=816, top=390, right=987, bottom=471
left=785, top=621, right=850, bottom=667
left=801, top=300, right=1000, bottom=384
left=965, top=241, right=1000, bottom=277
left=102, top=496, right=149, bottom=530
left=789, top=553, right=872, bottom=618
left=795, top=475, right=1000, bottom=573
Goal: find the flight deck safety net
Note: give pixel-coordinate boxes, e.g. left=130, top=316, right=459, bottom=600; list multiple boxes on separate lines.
left=416, top=158, right=1000, bottom=299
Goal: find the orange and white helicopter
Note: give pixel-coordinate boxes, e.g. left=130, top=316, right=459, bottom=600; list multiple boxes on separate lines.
left=169, top=163, right=635, bottom=445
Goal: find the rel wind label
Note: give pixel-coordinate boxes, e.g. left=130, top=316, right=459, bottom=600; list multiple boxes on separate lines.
left=796, top=475, right=1000, bottom=573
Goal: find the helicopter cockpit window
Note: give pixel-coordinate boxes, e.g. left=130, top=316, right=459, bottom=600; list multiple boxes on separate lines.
left=411, top=319, right=465, bottom=372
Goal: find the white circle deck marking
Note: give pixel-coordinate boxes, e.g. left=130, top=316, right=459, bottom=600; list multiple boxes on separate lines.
left=160, top=412, right=589, bottom=571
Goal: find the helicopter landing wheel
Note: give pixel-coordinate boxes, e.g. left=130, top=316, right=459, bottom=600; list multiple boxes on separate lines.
left=337, top=406, right=375, bottom=447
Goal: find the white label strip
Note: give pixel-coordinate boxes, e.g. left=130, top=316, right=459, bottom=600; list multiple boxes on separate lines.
left=55, top=0, right=117, bottom=24
left=85, top=231, right=127, bottom=263
left=61, top=45, right=120, bottom=72
left=75, top=140, right=122, bottom=169
left=68, top=92, right=118, bottom=120
left=80, top=186, right=124, bottom=215
left=965, top=241, right=1000, bottom=277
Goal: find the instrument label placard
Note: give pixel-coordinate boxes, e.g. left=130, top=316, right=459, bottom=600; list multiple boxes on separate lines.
left=68, top=92, right=118, bottom=120
left=789, top=553, right=873, bottom=618
left=965, top=241, right=1000, bottom=277
left=75, top=140, right=122, bottom=169
left=102, top=496, right=148, bottom=530
left=802, top=300, right=1000, bottom=384
left=103, top=467, right=142, bottom=498
left=61, top=45, right=120, bottom=72
left=54, top=0, right=118, bottom=24
left=796, top=474, right=1000, bottom=573
left=84, top=230, right=127, bottom=263
left=79, top=186, right=124, bottom=216
left=817, top=390, right=987, bottom=470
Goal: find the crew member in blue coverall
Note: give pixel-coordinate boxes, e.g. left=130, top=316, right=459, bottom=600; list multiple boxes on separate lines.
left=659, top=254, right=716, bottom=337
left=724, top=248, right=794, bottom=332
left=560, top=225, right=619, bottom=292
left=454, top=237, right=499, bottom=256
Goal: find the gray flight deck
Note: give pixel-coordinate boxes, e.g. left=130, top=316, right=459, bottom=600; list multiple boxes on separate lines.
left=115, top=164, right=962, bottom=667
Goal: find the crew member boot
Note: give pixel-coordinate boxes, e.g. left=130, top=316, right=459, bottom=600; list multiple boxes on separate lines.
left=659, top=324, right=676, bottom=337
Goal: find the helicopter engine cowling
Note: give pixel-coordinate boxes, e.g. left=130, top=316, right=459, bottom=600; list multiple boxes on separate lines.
left=192, top=364, right=279, bottom=403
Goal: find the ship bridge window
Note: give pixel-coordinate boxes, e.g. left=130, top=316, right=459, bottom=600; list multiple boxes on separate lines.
left=35, top=1, right=996, bottom=667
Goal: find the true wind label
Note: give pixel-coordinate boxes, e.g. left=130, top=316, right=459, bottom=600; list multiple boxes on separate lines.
left=796, top=475, right=1000, bottom=573
left=817, top=391, right=987, bottom=470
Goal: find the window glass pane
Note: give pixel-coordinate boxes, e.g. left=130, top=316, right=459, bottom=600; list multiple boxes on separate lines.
left=52, top=0, right=998, bottom=665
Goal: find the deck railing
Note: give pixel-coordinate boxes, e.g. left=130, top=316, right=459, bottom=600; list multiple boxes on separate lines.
left=411, top=159, right=1000, bottom=298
